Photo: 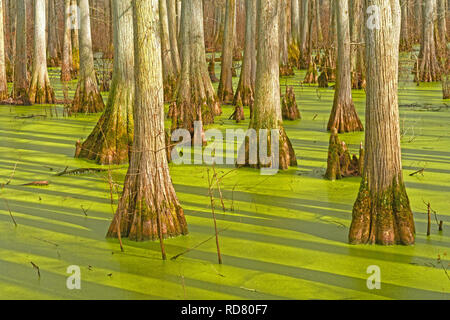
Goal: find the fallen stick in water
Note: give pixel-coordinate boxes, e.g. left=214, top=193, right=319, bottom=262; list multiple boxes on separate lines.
left=410, top=168, right=425, bottom=176
left=21, top=181, right=49, bottom=186
left=55, top=167, right=122, bottom=176
left=30, top=261, right=41, bottom=279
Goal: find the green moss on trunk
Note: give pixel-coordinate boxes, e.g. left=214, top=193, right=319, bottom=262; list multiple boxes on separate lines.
left=349, top=176, right=415, bottom=245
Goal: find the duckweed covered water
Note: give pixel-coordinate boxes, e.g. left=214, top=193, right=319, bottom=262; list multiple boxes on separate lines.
left=0, top=64, right=448, bottom=300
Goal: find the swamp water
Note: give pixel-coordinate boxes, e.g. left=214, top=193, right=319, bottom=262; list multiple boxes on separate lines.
left=0, top=63, right=448, bottom=299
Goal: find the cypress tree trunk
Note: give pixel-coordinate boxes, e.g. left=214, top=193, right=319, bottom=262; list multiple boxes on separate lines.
left=107, top=0, right=188, bottom=245
left=349, top=0, right=415, bottom=246
left=167, top=0, right=181, bottom=73
left=234, top=0, right=257, bottom=107
left=350, top=0, right=366, bottom=89
left=5, top=0, right=15, bottom=83
left=436, top=0, right=447, bottom=58
left=399, top=0, right=411, bottom=51
left=172, top=0, right=220, bottom=136
left=241, top=0, right=297, bottom=170
left=70, top=0, right=105, bottom=113
left=314, top=0, right=323, bottom=44
left=291, top=0, right=300, bottom=46
left=0, top=0, right=7, bottom=100
left=414, top=0, right=422, bottom=44
left=71, top=0, right=80, bottom=77
left=159, top=0, right=177, bottom=102
left=218, top=0, right=236, bottom=103
left=417, top=0, right=441, bottom=82
left=328, top=0, right=363, bottom=133
left=61, top=0, right=73, bottom=82
left=75, top=0, right=134, bottom=165
left=279, top=0, right=294, bottom=76
left=443, top=51, right=450, bottom=99
left=47, top=0, right=60, bottom=67
left=28, top=0, right=55, bottom=104
left=12, top=0, right=29, bottom=104
left=299, top=0, right=309, bottom=68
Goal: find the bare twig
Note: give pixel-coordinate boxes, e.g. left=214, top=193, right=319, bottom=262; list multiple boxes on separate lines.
left=30, top=261, right=40, bottom=279
left=3, top=199, right=17, bottom=227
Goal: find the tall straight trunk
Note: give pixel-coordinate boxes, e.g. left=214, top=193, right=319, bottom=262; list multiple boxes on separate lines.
left=160, top=0, right=177, bottom=101
left=0, top=0, right=7, bottom=100
left=107, top=0, right=188, bottom=247
left=70, top=0, right=105, bottom=113
left=279, top=0, right=294, bottom=75
left=417, top=0, right=441, bottom=81
left=443, top=51, right=450, bottom=98
left=436, top=0, right=447, bottom=57
left=167, top=0, right=181, bottom=73
left=177, top=0, right=182, bottom=38
left=414, top=0, right=422, bottom=44
left=212, top=2, right=225, bottom=50
left=299, top=0, right=309, bottom=68
left=291, top=0, right=300, bottom=46
left=76, top=0, right=134, bottom=165
left=349, top=0, right=415, bottom=246
left=61, top=0, right=73, bottom=82
left=234, top=0, right=257, bottom=107
left=242, top=0, right=297, bottom=170
left=47, top=0, right=59, bottom=66
left=314, top=0, right=323, bottom=44
left=328, top=0, right=363, bottom=133
left=12, top=0, right=29, bottom=103
left=399, top=0, right=411, bottom=51
left=71, top=0, right=80, bottom=76
left=350, top=0, right=365, bottom=89
left=172, top=0, right=221, bottom=136
left=28, top=0, right=55, bottom=104
left=218, top=0, right=236, bottom=103
left=5, top=0, right=15, bottom=81
left=324, top=0, right=337, bottom=81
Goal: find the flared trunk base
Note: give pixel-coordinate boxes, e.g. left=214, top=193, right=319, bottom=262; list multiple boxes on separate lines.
left=281, top=86, right=301, bottom=120
left=349, top=177, right=415, bottom=245
left=239, top=126, right=297, bottom=170
left=71, top=77, right=105, bottom=113
left=328, top=99, right=364, bottom=133
left=107, top=176, right=188, bottom=241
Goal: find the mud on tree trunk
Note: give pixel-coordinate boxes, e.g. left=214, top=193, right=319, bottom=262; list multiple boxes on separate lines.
left=325, top=128, right=362, bottom=180
left=349, top=176, right=415, bottom=245
left=281, top=86, right=301, bottom=120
